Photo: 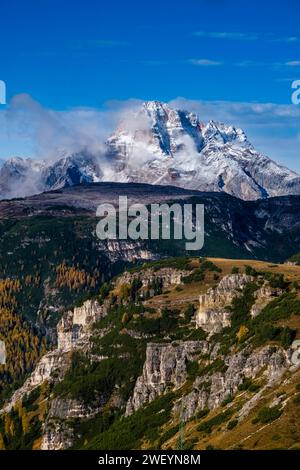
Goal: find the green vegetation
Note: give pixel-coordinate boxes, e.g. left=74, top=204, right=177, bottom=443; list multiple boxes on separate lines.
left=74, top=392, right=176, bottom=450
left=1, top=247, right=300, bottom=450
left=128, top=257, right=195, bottom=273
left=184, top=304, right=196, bottom=322
left=293, top=394, right=300, bottom=405
left=157, top=424, right=180, bottom=448
left=194, top=408, right=210, bottom=421
left=244, top=266, right=289, bottom=289
left=182, top=260, right=221, bottom=284
left=250, top=292, right=300, bottom=348
left=227, top=419, right=238, bottom=430
left=221, top=395, right=234, bottom=406
left=255, top=293, right=300, bottom=322
left=230, top=283, right=258, bottom=329
left=0, top=278, right=47, bottom=406
left=22, top=387, right=41, bottom=412
left=55, top=346, right=145, bottom=404
left=238, top=377, right=260, bottom=392
left=186, top=358, right=227, bottom=380
left=252, top=406, right=282, bottom=424
left=287, top=253, right=300, bottom=265
left=0, top=405, right=42, bottom=450
left=214, top=276, right=299, bottom=354
left=197, top=409, right=234, bottom=434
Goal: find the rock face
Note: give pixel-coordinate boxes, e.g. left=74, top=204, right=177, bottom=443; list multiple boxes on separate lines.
left=39, top=301, right=108, bottom=450
left=125, top=341, right=209, bottom=416
left=2, top=350, right=71, bottom=414
left=196, top=274, right=253, bottom=333
left=57, top=299, right=106, bottom=351
left=196, top=309, right=231, bottom=335
left=105, top=102, right=300, bottom=200
left=103, top=240, right=157, bottom=263
left=174, top=345, right=290, bottom=421
left=115, top=267, right=188, bottom=291
left=1, top=298, right=108, bottom=414
left=1, top=101, right=300, bottom=201
left=41, top=394, right=106, bottom=450
left=125, top=329, right=291, bottom=421
left=40, top=420, right=74, bottom=451
left=44, top=394, right=108, bottom=421
left=250, top=283, right=283, bottom=318
left=1, top=264, right=297, bottom=450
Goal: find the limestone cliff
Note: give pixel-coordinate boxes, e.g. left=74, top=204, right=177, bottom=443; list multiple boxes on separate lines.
left=125, top=340, right=210, bottom=416
left=250, top=283, right=283, bottom=318
left=196, top=274, right=253, bottom=333
left=40, top=420, right=74, bottom=451
left=174, top=345, right=291, bottom=421
left=115, top=267, right=189, bottom=291
left=57, top=299, right=107, bottom=351
left=2, top=260, right=299, bottom=452
left=1, top=298, right=107, bottom=415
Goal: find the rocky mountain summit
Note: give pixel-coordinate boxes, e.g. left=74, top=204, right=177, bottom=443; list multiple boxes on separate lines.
left=1, top=101, right=300, bottom=200
left=106, top=101, right=300, bottom=200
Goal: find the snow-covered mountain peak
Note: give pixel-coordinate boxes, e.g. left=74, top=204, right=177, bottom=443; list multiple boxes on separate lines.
left=202, top=120, right=249, bottom=146
left=0, top=100, right=299, bottom=201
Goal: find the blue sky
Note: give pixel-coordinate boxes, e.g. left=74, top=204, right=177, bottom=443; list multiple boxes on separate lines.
left=0, top=0, right=299, bottom=170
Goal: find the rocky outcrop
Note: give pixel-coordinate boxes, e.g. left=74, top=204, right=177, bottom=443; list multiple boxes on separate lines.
left=196, top=309, right=231, bottom=335
left=57, top=299, right=107, bottom=350
left=115, top=267, right=188, bottom=291
left=174, top=345, right=290, bottom=421
left=48, top=397, right=104, bottom=420
left=196, top=274, right=253, bottom=333
left=250, top=283, right=283, bottom=318
left=1, top=298, right=108, bottom=415
left=125, top=340, right=209, bottom=416
left=40, top=420, right=74, bottom=450
left=2, top=350, right=71, bottom=414
left=103, top=240, right=156, bottom=262
left=40, top=397, right=105, bottom=450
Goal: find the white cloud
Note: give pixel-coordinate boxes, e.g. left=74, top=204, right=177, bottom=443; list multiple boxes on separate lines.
left=193, top=31, right=300, bottom=43
left=193, top=31, right=258, bottom=40
left=285, top=61, right=300, bottom=67
left=0, top=95, right=299, bottom=177
left=0, top=94, right=144, bottom=162
left=188, top=59, right=223, bottom=66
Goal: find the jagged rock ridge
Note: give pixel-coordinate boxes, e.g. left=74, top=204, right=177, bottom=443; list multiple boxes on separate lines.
left=1, top=101, right=300, bottom=200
